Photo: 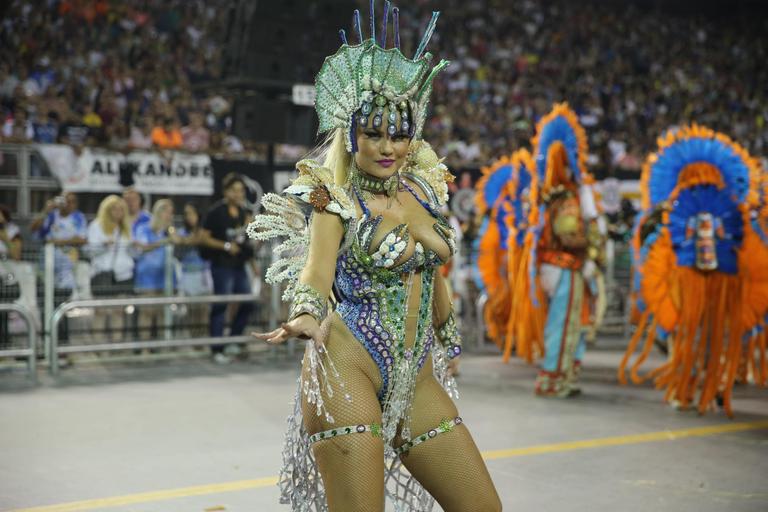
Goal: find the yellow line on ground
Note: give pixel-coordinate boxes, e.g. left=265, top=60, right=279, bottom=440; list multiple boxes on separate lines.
left=481, top=419, right=768, bottom=460
left=9, top=477, right=279, bottom=512
left=10, top=420, right=768, bottom=512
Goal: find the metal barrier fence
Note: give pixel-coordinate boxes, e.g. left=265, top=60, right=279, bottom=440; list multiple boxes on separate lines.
left=1, top=238, right=634, bottom=374
left=1, top=237, right=281, bottom=373
left=48, top=293, right=284, bottom=375
left=0, top=302, right=37, bottom=376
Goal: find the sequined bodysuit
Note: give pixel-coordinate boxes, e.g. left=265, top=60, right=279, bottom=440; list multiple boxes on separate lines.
left=335, top=178, right=454, bottom=401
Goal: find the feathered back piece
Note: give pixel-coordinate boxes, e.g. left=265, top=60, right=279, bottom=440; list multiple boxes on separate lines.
left=475, top=156, right=514, bottom=346
left=619, top=124, right=766, bottom=416
left=503, top=148, right=545, bottom=363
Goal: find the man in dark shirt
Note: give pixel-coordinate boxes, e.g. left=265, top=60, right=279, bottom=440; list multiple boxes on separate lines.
left=201, top=172, right=255, bottom=363
left=58, top=114, right=90, bottom=146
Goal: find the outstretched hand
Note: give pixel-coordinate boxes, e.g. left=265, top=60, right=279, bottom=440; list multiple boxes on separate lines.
left=447, top=356, right=460, bottom=377
left=251, top=314, right=324, bottom=345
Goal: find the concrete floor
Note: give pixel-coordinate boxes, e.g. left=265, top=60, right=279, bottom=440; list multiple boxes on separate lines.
left=1, top=342, right=767, bottom=512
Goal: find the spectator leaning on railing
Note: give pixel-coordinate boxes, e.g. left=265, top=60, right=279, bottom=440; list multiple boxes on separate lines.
left=175, top=202, right=212, bottom=337
left=33, top=111, right=60, bottom=144
left=200, top=172, right=255, bottom=364
left=86, top=195, right=134, bottom=342
left=1, top=108, right=34, bottom=143
left=122, top=187, right=151, bottom=238
left=28, top=191, right=86, bottom=344
left=181, top=112, right=210, bottom=153
left=0, top=202, right=22, bottom=299
left=29, top=191, right=87, bottom=293
left=151, top=117, right=183, bottom=150
left=57, top=112, right=90, bottom=147
left=133, top=198, right=179, bottom=341
left=128, top=118, right=153, bottom=150
left=0, top=204, right=21, bottom=263
left=0, top=204, right=22, bottom=345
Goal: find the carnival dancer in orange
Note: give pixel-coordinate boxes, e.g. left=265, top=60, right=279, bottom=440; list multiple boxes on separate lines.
left=619, top=125, right=767, bottom=416
left=475, top=157, right=514, bottom=348
left=501, top=148, right=545, bottom=363
left=530, top=104, right=605, bottom=397
left=745, top=172, right=768, bottom=387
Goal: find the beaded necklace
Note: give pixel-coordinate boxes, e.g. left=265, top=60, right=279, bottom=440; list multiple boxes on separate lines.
left=350, top=160, right=400, bottom=205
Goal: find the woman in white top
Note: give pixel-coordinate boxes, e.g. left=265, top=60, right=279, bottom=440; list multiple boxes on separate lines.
left=87, top=195, right=134, bottom=341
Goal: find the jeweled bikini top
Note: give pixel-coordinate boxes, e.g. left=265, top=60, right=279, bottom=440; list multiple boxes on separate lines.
left=351, top=177, right=455, bottom=274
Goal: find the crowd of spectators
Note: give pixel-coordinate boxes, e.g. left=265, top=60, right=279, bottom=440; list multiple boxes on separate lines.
left=402, top=0, right=768, bottom=170
left=0, top=174, right=259, bottom=363
left=1, top=0, right=766, bottom=172
left=0, top=0, right=244, bottom=155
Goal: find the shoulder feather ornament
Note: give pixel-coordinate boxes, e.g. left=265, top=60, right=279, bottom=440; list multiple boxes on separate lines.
left=246, top=159, right=356, bottom=301
left=401, top=140, right=453, bottom=208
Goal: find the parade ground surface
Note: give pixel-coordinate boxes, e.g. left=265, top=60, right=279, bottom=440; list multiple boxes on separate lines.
left=2, top=339, right=767, bottom=512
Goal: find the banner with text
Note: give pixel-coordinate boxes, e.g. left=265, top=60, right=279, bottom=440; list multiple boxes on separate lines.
left=37, top=144, right=213, bottom=195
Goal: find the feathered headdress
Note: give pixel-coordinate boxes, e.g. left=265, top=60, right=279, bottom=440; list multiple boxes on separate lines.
left=475, top=156, right=513, bottom=216
left=532, top=102, right=591, bottom=193
left=315, top=1, right=449, bottom=152
left=641, top=124, right=759, bottom=274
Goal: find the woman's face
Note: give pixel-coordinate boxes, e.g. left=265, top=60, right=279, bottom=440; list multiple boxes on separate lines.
left=184, top=205, right=199, bottom=228
left=110, top=201, right=125, bottom=223
left=354, top=107, right=411, bottom=178
left=158, top=204, right=174, bottom=227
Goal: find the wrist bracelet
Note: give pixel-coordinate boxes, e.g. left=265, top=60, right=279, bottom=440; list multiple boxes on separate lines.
left=288, top=283, right=327, bottom=324
left=436, top=311, right=462, bottom=359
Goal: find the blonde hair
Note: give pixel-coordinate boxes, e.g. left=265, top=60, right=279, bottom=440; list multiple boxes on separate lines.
left=96, top=195, right=130, bottom=237
left=150, top=198, right=174, bottom=231
left=304, top=128, right=352, bottom=186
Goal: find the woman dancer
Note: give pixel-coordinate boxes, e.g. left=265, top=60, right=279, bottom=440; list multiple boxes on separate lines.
left=250, top=4, right=500, bottom=511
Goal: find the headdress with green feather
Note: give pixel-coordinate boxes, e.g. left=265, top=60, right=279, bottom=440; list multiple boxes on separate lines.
left=315, top=1, right=449, bottom=152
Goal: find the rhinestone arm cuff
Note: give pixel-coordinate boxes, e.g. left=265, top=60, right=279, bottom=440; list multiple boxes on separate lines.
left=288, top=283, right=328, bottom=324
left=436, top=311, right=462, bottom=359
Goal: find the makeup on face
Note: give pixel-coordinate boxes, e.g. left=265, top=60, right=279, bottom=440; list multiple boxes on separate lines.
left=354, top=107, right=411, bottom=178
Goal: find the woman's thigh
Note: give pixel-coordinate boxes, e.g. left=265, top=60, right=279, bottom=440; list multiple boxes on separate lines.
left=400, top=374, right=501, bottom=512
left=303, top=314, right=387, bottom=512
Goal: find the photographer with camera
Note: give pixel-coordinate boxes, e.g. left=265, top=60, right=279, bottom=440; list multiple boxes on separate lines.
left=30, top=192, right=87, bottom=292
left=30, top=192, right=87, bottom=345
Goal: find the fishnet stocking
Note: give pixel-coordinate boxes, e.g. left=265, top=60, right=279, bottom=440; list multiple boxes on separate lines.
left=399, top=364, right=501, bottom=512
left=303, top=313, right=386, bottom=512
left=301, top=310, right=499, bottom=511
